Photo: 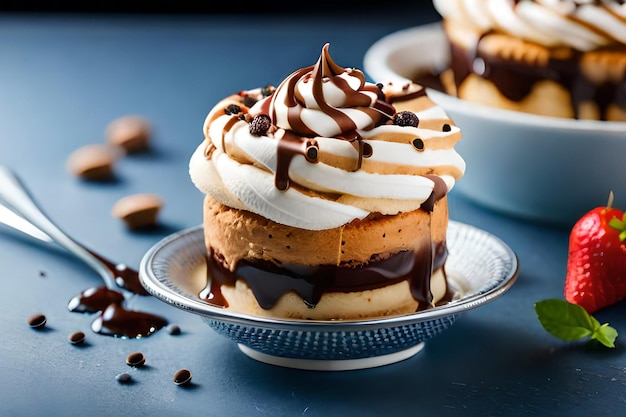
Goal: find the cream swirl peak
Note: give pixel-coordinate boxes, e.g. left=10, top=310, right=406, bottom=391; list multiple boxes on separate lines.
left=433, top=0, right=626, bottom=51
left=261, top=43, right=395, bottom=138
left=189, top=44, right=465, bottom=230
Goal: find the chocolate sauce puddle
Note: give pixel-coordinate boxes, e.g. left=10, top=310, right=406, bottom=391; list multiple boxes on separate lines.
left=68, top=285, right=167, bottom=339
left=91, top=302, right=167, bottom=339
left=67, top=263, right=167, bottom=340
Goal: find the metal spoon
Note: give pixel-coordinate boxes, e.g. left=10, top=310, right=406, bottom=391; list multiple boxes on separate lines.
left=0, top=165, right=147, bottom=295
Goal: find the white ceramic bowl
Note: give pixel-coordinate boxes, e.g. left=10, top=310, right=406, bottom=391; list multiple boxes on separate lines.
left=364, top=23, right=626, bottom=226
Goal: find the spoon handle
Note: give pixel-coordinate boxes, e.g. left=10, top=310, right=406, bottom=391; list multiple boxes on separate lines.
left=0, top=165, right=118, bottom=290
left=0, top=204, right=53, bottom=243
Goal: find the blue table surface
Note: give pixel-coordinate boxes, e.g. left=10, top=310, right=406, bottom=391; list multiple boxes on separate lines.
left=1, top=8, right=625, bottom=417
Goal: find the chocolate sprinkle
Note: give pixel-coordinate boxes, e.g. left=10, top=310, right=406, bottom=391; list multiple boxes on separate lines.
left=115, top=373, right=132, bottom=384
left=68, top=331, right=86, bottom=345
left=173, top=369, right=192, bottom=386
left=27, top=313, right=47, bottom=329
left=224, top=104, right=242, bottom=115
left=126, top=351, right=146, bottom=367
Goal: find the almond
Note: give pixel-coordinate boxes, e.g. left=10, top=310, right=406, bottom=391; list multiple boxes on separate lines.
left=112, top=193, right=163, bottom=229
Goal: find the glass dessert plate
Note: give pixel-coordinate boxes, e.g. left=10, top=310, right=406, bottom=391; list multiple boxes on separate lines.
left=139, top=221, right=518, bottom=371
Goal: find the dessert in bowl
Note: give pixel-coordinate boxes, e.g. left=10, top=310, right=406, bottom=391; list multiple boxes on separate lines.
left=433, top=0, right=626, bottom=122
left=189, top=43, right=466, bottom=321
left=140, top=44, right=518, bottom=370
left=140, top=221, right=518, bottom=370
left=364, top=2, right=626, bottom=226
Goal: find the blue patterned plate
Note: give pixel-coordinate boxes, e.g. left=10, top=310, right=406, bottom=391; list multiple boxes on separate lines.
left=139, top=221, right=518, bottom=371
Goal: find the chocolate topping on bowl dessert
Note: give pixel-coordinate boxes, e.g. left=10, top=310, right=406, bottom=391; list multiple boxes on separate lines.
left=433, top=0, right=626, bottom=121
left=189, top=44, right=466, bottom=320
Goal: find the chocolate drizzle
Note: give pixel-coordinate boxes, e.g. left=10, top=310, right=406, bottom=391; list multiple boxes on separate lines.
left=201, top=241, right=451, bottom=313
left=86, top=249, right=149, bottom=295
left=421, top=175, right=448, bottom=212
left=275, top=131, right=319, bottom=191
left=263, top=43, right=395, bottom=191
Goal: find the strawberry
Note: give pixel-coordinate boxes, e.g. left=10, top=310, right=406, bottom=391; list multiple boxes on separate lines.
left=565, top=193, right=626, bottom=313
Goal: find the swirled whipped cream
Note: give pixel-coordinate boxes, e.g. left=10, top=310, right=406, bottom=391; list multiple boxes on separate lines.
left=189, top=44, right=465, bottom=230
left=433, top=0, right=626, bottom=51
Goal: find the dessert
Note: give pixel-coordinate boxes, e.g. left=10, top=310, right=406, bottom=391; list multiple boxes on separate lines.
left=432, top=0, right=626, bottom=121
left=189, top=44, right=466, bottom=320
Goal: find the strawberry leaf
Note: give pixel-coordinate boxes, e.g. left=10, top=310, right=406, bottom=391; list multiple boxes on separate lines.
left=594, top=323, right=618, bottom=348
left=534, top=299, right=618, bottom=348
left=608, top=213, right=626, bottom=242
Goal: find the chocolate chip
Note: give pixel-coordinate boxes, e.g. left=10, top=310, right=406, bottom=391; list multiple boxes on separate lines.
left=393, top=111, right=419, bottom=127
left=116, top=373, right=132, bottom=384
left=224, top=104, right=242, bottom=115
left=126, top=351, right=146, bottom=367
left=166, top=324, right=181, bottom=336
left=375, top=83, right=386, bottom=101
left=242, top=94, right=258, bottom=108
left=173, top=369, right=192, bottom=386
left=249, top=114, right=272, bottom=136
left=68, top=331, right=86, bottom=345
left=442, top=123, right=451, bottom=132
left=412, top=138, right=425, bottom=152
left=305, top=146, right=318, bottom=162
left=261, top=85, right=275, bottom=97
left=27, top=313, right=47, bottom=329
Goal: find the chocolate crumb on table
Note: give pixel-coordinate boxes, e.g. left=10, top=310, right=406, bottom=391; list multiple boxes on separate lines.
left=26, top=313, right=47, bottom=329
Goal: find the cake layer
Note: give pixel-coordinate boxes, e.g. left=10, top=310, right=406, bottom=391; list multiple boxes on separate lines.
left=216, top=269, right=450, bottom=320
left=202, top=195, right=447, bottom=269
left=200, top=196, right=451, bottom=317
